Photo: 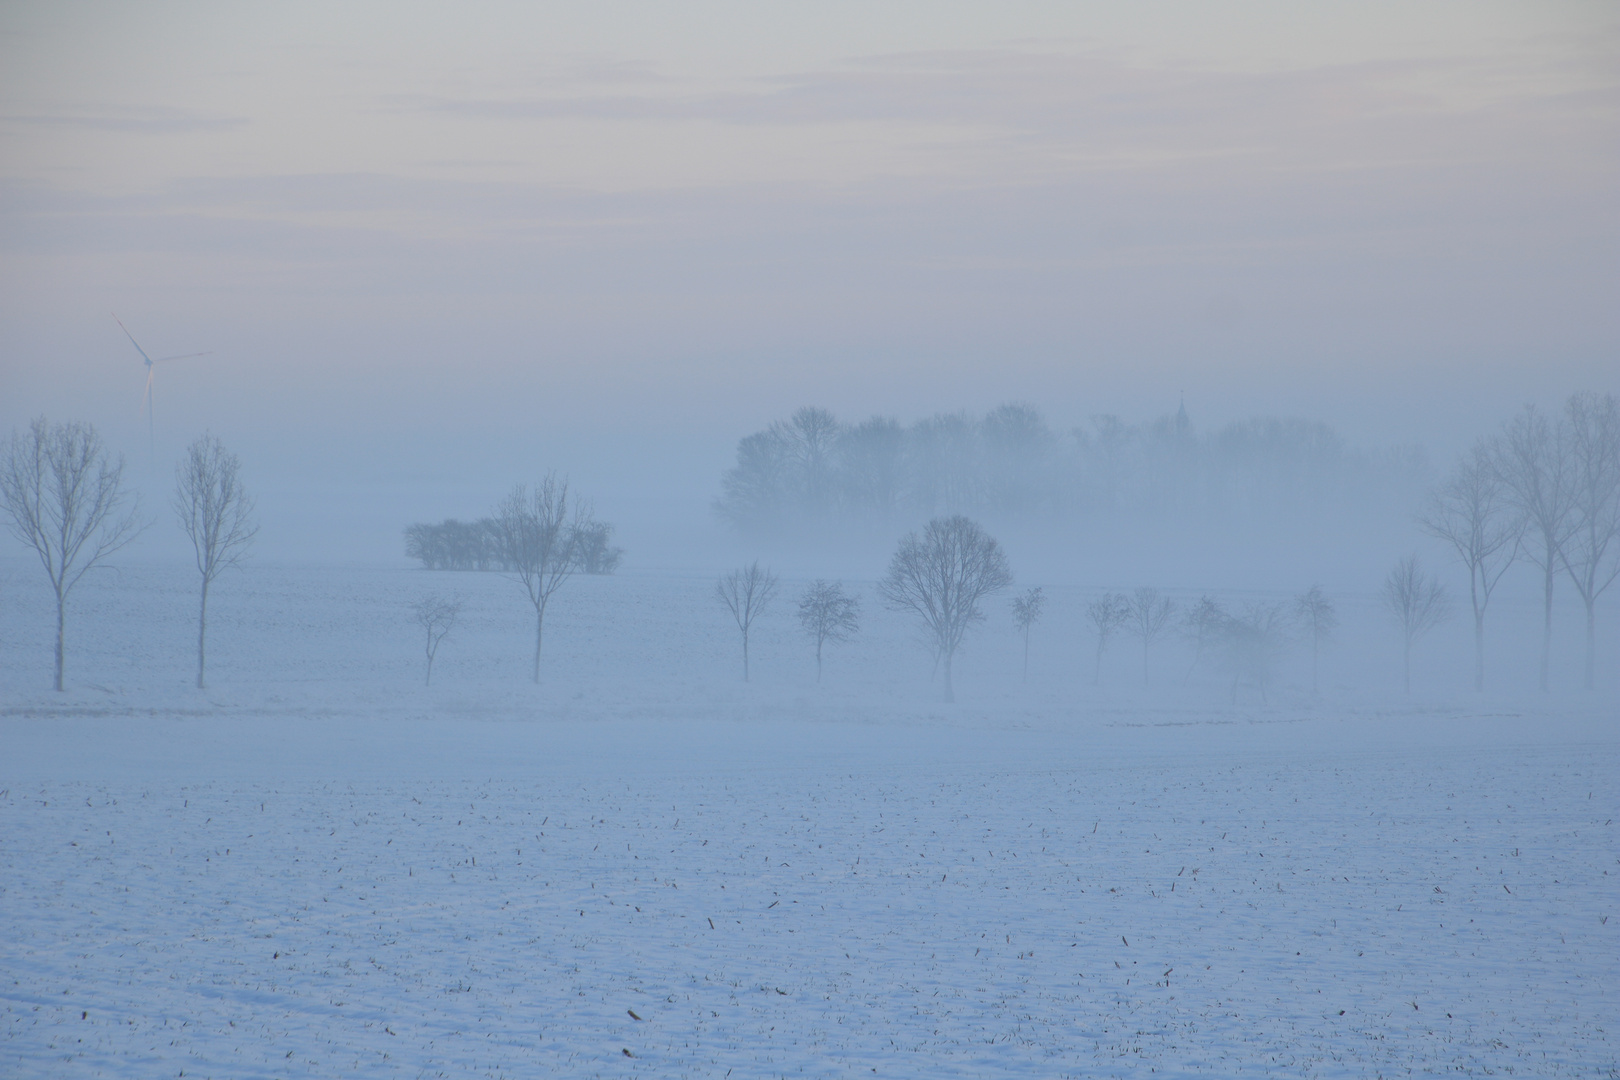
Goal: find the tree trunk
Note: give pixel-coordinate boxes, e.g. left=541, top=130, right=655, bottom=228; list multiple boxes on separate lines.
left=1539, top=560, right=1554, bottom=693
left=1022, top=630, right=1030, bottom=685
left=1310, top=637, right=1319, bottom=695
left=1142, top=640, right=1150, bottom=688
left=425, top=628, right=434, bottom=687
left=54, top=588, right=65, bottom=692
left=815, top=638, right=823, bottom=683
left=742, top=629, right=750, bottom=682
left=196, top=577, right=210, bottom=689
left=942, top=649, right=954, bottom=703
left=1403, top=637, right=1412, bottom=694
left=1474, top=610, right=1486, bottom=693
left=1585, top=596, right=1596, bottom=691
left=541, top=608, right=554, bottom=683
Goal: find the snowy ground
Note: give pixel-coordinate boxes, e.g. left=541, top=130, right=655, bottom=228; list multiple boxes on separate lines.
left=2, top=563, right=1617, bottom=1076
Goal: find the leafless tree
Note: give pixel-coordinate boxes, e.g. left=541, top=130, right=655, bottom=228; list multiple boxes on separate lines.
left=0, top=418, right=143, bottom=691
left=494, top=474, right=589, bottom=683
left=1560, top=391, right=1620, bottom=690
left=1218, top=602, right=1288, bottom=703
left=1126, top=587, right=1176, bottom=687
left=797, top=579, right=860, bottom=682
left=1420, top=441, right=1522, bottom=691
left=174, top=434, right=257, bottom=689
left=717, top=561, right=779, bottom=681
left=1180, top=595, right=1228, bottom=684
left=1292, top=585, right=1337, bottom=695
left=1492, top=405, right=1576, bottom=691
left=1086, top=591, right=1132, bottom=686
left=1383, top=555, right=1450, bottom=694
left=1010, top=586, right=1045, bottom=684
left=879, top=515, right=1012, bottom=702
left=413, top=594, right=461, bottom=686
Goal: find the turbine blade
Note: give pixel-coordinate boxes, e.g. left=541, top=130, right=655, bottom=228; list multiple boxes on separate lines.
left=113, top=314, right=154, bottom=366
left=151, top=351, right=211, bottom=363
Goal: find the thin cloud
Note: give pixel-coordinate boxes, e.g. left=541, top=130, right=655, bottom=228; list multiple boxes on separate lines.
left=2, top=104, right=248, bottom=134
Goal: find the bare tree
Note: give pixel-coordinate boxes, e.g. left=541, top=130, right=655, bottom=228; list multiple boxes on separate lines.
left=1218, top=602, right=1288, bottom=703
left=1560, top=391, right=1620, bottom=691
left=494, top=474, right=589, bottom=683
left=1086, top=591, right=1132, bottom=686
left=1292, top=585, right=1337, bottom=695
left=1126, top=587, right=1176, bottom=687
left=1420, top=441, right=1522, bottom=691
left=717, top=561, right=779, bottom=681
left=174, top=434, right=257, bottom=689
left=797, top=580, right=860, bottom=681
left=413, top=594, right=461, bottom=686
left=1493, top=406, right=1576, bottom=691
left=1180, top=595, right=1228, bottom=684
left=1010, top=585, right=1045, bottom=684
left=879, top=515, right=1012, bottom=702
left=1383, top=555, right=1450, bottom=694
left=0, top=418, right=143, bottom=691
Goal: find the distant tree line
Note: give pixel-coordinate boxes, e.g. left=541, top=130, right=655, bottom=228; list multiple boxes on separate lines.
left=405, top=517, right=622, bottom=574
left=717, top=402, right=1423, bottom=534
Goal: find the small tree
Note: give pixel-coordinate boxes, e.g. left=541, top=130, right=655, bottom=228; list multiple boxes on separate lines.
left=413, top=594, right=461, bottom=686
left=1560, top=391, right=1620, bottom=691
left=174, top=434, right=257, bottom=689
left=1292, top=585, right=1337, bottom=695
left=1218, top=602, right=1288, bottom=703
left=1493, top=406, right=1575, bottom=691
left=494, top=474, right=591, bottom=683
left=1383, top=555, right=1450, bottom=694
left=879, top=515, right=1012, bottom=702
left=1126, top=587, right=1176, bottom=687
left=1180, top=595, right=1228, bottom=684
left=797, top=580, right=860, bottom=681
left=0, top=418, right=143, bottom=691
left=1010, top=586, right=1045, bottom=684
left=717, top=561, right=779, bottom=681
left=1086, top=591, right=1131, bottom=686
left=1419, top=441, right=1521, bottom=692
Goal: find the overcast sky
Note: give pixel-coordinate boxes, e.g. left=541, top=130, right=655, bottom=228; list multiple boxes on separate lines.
left=2, top=2, right=1616, bottom=560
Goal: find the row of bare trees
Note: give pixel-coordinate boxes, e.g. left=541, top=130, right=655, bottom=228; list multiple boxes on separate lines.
left=717, top=403, right=1420, bottom=533
left=717, top=516, right=1010, bottom=700
left=1, top=419, right=256, bottom=691
left=1078, top=585, right=1335, bottom=701
left=404, top=517, right=622, bottom=574
left=1420, top=393, right=1619, bottom=692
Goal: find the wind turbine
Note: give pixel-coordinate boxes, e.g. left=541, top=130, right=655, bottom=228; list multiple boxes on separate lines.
left=113, top=315, right=210, bottom=452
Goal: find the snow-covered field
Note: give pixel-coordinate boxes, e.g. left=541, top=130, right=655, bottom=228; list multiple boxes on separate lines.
left=2, top=563, right=1617, bottom=1076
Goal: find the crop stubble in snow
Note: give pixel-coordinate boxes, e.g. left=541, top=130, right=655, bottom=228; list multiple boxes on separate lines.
left=2, top=744, right=1615, bottom=1077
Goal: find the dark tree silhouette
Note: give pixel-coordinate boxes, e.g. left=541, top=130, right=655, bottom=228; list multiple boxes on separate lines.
left=1126, top=587, right=1176, bottom=687
left=1493, top=406, right=1576, bottom=691
left=879, top=515, right=1012, bottom=702
left=717, top=562, right=779, bottom=681
left=494, top=474, right=590, bottom=683
left=0, top=418, right=143, bottom=691
left=1086, top=591, right=1131, bottom=686
left=1560, top=391, right=1620, bottom=690
left=1420, top=441, right=1521, bottom=691
left=174, top=433, right=257, bottom=689
left=1292, top=585, right=1337, bottom=695
left=1383, top=555, right=1450, bottom=694
left=797, top=580, right=860, bottom=681
left=1010, top=586, right=1045, bottom=684
left=413, top=594, right=461, bottom=686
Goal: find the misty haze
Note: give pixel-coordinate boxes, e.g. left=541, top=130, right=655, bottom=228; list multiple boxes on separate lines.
left=2, top=4, right=1616, bottom=1077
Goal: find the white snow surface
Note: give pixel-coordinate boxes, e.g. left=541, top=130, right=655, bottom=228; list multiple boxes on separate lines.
left=1, top=563, right=1617, bottom=1077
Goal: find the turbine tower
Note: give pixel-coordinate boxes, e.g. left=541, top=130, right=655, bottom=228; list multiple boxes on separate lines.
left=114, top=315, right=209, bottom=452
